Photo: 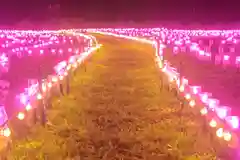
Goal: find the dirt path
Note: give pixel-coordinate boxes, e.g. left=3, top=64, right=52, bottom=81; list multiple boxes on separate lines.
left=8, top=35, right=224, bottom=160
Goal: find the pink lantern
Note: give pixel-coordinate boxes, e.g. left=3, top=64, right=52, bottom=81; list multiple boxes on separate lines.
left=181, top=77, right=188, bottom=86
left=199, top=50, right=204, bottom=55
left=199, top=92, right=212, bottom=104
left=215, top=106, right=231, bottom=119
left=225, top=116, right=239, bottom=129
left=207, top=98, right=219, bottom=110
left=223, top=55, right=230, bottom=61
left=190, top=86, right=201, bottom=94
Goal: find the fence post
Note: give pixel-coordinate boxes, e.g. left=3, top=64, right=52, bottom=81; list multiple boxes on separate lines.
left=40, top=99, right=47, bottom=126
left=32, top=107, right=37, bottom=124
left=66, top=72, right=70, bottom=95
left=59, top=81, right=64, bottom=96
left=38, top=66, right=46, bottom=126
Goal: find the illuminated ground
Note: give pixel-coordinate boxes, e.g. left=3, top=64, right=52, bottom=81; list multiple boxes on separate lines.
left=8, top=35, right=229, bottom=159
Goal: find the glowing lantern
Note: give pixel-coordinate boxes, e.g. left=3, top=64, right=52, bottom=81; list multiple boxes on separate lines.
left=184, top=93, right=191, bottom=100
left=209, top=119, right=217, bottom=128
left=207, top=98, right=219, bottom=111
left=19, top=94, right=28, bottom=105
left=42, top=83, right=47, bottom=92
left=40, top=50, right=44, bottom=54
left=26, top=103, right=32, bottom=111
left=17, top=112, right=25, bottom=120
left=73, top=63, right=78, bottom=68
left=216, top=128, right=223, bottom=138
left=59, top=49, right=63, bottom=54
left=3, top=127, right=11, bottom=137
left=68, top=48, right=72, bottom=52
left=47, top=82, right=52, bottom=88
left=223, top=131, right=232, bottom=141
left=59, top=75, right=64, bottom=80
left=189, top=100, right=196, bottom=107
left=67, top=65, right=71, bottom=70
left=199, top=92, right=211, bottom=104
left=225, top=116, right=239, bottom=129
left=181, top=78, right=188, bottom=86
left=223, top=55, right=230, bottom=61
left=52, top=76, right=58, bottom=82
left=215, top=106, right=231, bottom=119
left=179, top=85, right=184, bottom=92
left=190, top=86, right=201, bottom=94
left=37, top=93, right=42, bottom=100
left=199, top=50, right=204, bottom=55
left=200, top=107, right=208, bottom=115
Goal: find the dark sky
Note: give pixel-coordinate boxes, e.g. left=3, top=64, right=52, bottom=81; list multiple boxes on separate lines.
left=0, top=0, right=240, bottom=25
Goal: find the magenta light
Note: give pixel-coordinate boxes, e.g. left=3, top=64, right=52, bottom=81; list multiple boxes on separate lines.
left=190, top=86, right=201, bottom=94
left=223, top=55, right=230, bottom=61
left=207, top=98, right=219, bottom=110
left=199, top=92, right=212, bottom=104
left=215, top=106, right=231, bottom=119
left=226, top=116, right=239, bottom=129
left=19, top=94, right=28, bottom=105
left=199, top=50, right=204, bottom=55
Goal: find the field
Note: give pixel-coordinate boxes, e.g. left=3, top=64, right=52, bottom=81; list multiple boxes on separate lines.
left=6, top=35, right=231, bottom=160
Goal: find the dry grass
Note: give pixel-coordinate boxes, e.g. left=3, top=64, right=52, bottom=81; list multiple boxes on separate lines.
left=7, top=35, right=229, bottom=160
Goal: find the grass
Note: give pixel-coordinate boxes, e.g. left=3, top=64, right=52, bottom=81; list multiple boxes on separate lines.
left=7, top=35, right=229, bottom=159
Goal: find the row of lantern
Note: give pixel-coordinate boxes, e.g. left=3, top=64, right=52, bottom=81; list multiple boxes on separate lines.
left=89, top=29, right=240, bottom=148
left=163, top=34, right=240, bottom=67
left=89, top=28, right=240, bottom=48
left=7, top=36, right=83, bottom=56
left=0, top=31, right=91, bottom=74
left=94, top=28, right=240, bottom=39
left=161, top=60, right=239, bottom=147
left=15, top=32, right=99, bottom=121
left=90, top=28, right=240, bottom=67
left=0, top=30, right=91, bottom=64
left=0, top=31, right=100, bottom=138
left=90, top=28, right=240, bottom=68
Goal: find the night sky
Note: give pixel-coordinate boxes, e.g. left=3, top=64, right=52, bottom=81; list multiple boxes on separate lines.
left=0, top=0, right=240, bottom=25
